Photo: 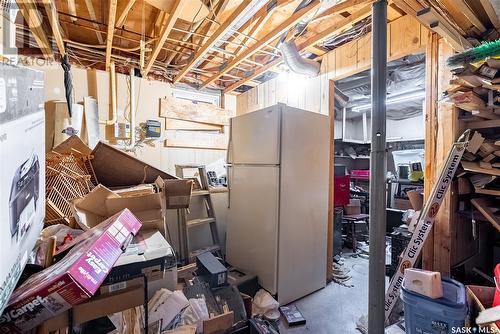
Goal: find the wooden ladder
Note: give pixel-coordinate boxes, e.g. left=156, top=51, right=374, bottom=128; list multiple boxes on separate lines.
left=175, top=164, right=222, bottom=264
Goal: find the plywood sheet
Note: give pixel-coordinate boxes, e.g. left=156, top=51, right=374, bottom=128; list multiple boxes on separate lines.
left=164, top=129, right=228, bottom=150
left=165, top=118, right=224, bottom=131
left=160, top=95, right=234, bottom=126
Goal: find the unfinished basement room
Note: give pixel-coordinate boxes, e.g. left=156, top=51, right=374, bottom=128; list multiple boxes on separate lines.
left=2, top=0, right=500, bottom=333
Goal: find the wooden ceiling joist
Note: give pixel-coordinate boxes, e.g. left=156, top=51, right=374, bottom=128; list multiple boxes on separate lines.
left=416, top=7, right=472, bottom=51
left=224, top=3, right=372, bottom=93
left=224, top=58, right=281, bottom=93
left=479, top=0, right=500, bottom=29
left=167, top=0, right=230, bottom=69
left=313, top=0, right=374, bottom=22
left=105, top=0, right=118, bottom=70
left=116, top=0, right=137, bottom=28
left=43, top=0, right=65, bottom=56
left=16, top=0, right=53, bottom=59
left=143, top=0, right=185, bottom=76
left=173, top=0, right=252, bottom=84
left=300, top=4, right=372, bottom=50
left=83, top=0, right=104, bottom=44
left=453, top=0, right=486, bottom=33
left=200, top=0, right=322, bottom=88
left=67, top=0, right=77, bottom=22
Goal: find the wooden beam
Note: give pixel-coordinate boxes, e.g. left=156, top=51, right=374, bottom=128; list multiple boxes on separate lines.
left=67, top=0, right=77, bottom=22
left=392, top=0, right=418, bottom=16
left=416, top=7, right=472, bottom=51
left=16, top=0, right=53, bottom=59
left=167, top=0, right=229, bottom=68
left=116, top=0, right=137, bottom=28
left=173, top=0, right=252, bottom=84
left=194, top=0, right=293, bottom=74
left=313, top=0, right=374, bottom=22
left=201, top=0, right=321, bottom=88
left=300, top=4, right=372, bottom=51
left=422, top=32, right=439, bottom=270
left=43, top=0, right=65, bottom=56
left=105, top=0, right=118, bottom=71
left=84, top=0, right=104, bottom=44
left=453, top=0, right=486, bottom=32
left=224, top=58, right=281, bottom=92
left=143, top=0, right=184, bottom=76
left=224, top=4, right=372, bottom=93
left=479, top=0, right=500, bottom=29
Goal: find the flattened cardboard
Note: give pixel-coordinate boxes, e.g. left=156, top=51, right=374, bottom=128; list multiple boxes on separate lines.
left=71, top=184, right=166, bottom=235
left=0, top=209, right=141, bottom=333
left=155, top=177, right=193, bottom=209
left=91, top=142, right=175, bottom=187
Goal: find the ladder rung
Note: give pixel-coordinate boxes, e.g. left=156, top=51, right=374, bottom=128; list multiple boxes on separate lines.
left=186, top=217, right=216, bottom=228
left=192, top=190, right=210, bottom=196
left=189, top=245, right=221, bottom=260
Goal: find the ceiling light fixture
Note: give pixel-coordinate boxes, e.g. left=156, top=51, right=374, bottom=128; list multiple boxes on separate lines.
left=351, top=90, right=426, bottom=112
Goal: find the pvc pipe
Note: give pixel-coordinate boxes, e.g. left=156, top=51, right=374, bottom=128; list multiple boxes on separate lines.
left=99, top=61, right=117, bottom=125
left=368, top=1, right=388, bottom=333
left=124, top=67, right=137, bottom=150
left=107, top=61, right=117, bottom=126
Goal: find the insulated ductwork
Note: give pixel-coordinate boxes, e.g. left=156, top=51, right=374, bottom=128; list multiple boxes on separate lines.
left=280, top=40, right=320, bottom=77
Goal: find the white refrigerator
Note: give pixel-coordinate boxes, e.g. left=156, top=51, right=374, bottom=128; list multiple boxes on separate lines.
left=226, top=103, right=329, bottom=305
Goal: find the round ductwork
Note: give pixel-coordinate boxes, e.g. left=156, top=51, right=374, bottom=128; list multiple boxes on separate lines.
left=280, top=40, right=320, bottom=77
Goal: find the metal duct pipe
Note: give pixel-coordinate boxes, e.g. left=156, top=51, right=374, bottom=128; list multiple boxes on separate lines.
left=280, top=40, right=320, bottom=77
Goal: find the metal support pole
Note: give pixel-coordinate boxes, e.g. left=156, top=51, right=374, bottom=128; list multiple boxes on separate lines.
left=368, top=0, right=388, bottom=333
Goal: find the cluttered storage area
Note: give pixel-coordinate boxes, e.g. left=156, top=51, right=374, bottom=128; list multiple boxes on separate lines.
left=2, top=0, right=500, bottom=333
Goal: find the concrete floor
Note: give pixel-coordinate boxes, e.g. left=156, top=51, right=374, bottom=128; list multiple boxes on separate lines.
left=279, top=252, right=370, bottom=334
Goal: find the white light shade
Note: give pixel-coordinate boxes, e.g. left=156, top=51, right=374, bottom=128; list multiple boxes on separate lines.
left=351, top=90, right=426, bottom=112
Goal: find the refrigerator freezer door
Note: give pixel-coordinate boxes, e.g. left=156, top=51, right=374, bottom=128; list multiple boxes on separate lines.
left=226, top=165, right=280, bottom=294
left=227, top=105, right=281, bottom=165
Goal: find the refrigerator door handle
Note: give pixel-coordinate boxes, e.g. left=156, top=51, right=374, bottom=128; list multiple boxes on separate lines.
left=227, top=165, right=232, bottom=209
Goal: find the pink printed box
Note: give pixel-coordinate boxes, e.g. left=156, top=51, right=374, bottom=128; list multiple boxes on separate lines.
left=0, top=209, right=142, bottom=333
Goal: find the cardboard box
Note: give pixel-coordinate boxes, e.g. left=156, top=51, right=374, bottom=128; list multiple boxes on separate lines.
left=0, top=209, right=141, bottom=333
left=102, top=230, right=177, bottom=289
left=344, top=199, right=361, bottom=215
left=467, top=285, right=500, bottom=332
left=155, top=177, right=193, bottom=209
left=39, top=284, right=146, bottom=333
left=0, top=66, right=45, bottom=316
left=394, top=198, right=413, bottom=210
left=71, top=184, right=166, bottom=236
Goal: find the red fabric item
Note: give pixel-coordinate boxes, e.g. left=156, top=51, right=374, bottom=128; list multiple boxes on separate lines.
left=494, top=263, right=500, bottom=307
left=494, top=264, right=500, bottom=328
left=334, top=175, right=350, bottom=207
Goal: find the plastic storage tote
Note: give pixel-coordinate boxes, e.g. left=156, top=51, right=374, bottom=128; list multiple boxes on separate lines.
left=401, top=277, right=467, bottom=334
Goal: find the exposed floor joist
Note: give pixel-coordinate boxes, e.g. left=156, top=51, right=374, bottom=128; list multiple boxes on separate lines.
left=43, top=0, right=66, bottom=56
left=224, top=3, right=372, bottom=93
left=174, top=0, right=251, bottom=84
left=116, top=0, right=137, bottom=28
left=143, top=0, right=185, bottom=76
left=105, top=0, right=118, bottom=70
left=84, top=0, right=104, bottom=44
left=200, top=0, right=322, bottom=88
